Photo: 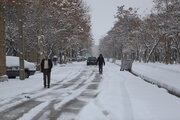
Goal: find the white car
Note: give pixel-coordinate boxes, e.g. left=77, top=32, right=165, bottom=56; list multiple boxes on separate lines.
left=6, top=56, right=36, bottom=78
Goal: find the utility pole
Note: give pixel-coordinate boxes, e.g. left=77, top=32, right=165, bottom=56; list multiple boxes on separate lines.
left=18, top=0, right=25, bottom=80
left=0, top=0, right=8, bottom=82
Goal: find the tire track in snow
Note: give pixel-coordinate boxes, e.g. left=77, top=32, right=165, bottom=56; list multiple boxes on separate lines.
left=0, top=67, right=94, bottom=120
left=0, top=100, right=42, bottom=120
left=0, top=69, right=82, bottom=112
left=21, top=67, right=99, bottom=120
left=56, top=73, right=101, bottom=120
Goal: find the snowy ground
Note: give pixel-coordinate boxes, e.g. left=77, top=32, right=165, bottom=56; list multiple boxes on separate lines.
left=0, top=61, right=180, bottom=120
left=115, top=60, right=180, bottom=97
left=132, top=62, right=180, bottom=94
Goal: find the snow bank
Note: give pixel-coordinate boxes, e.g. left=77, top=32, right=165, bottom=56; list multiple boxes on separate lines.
left=113, top=60, right=180, bottom=98
left=132, top=62, right=180, bottom=98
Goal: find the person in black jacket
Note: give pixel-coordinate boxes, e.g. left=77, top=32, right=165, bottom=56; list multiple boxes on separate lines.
left=41, top=56, right=53, bottom=88
left=97, top=54, right=105, bottom=74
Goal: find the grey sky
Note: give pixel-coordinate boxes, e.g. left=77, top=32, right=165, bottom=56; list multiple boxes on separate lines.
left=84, top=0, right=154, bottom=45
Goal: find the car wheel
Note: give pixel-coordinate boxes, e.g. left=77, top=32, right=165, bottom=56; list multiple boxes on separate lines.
left=25, top=71, right=30, bottom=78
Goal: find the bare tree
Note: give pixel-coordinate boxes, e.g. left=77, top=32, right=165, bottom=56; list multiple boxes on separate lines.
left=99, top=1, right=180, bottom=64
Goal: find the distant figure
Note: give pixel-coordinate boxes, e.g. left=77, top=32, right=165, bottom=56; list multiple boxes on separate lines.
left=53, top=56, right=57, bottom=65
left=41, top=56, right=53, bottom=88
left=97, top=54, right=105, bottom=74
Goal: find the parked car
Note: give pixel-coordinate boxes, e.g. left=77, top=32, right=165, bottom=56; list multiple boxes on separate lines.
left=87, top=57, right=97, bottom=65
left=6, top=56, right=36, bottom=78
left=77, top=56, right=86, bottom=62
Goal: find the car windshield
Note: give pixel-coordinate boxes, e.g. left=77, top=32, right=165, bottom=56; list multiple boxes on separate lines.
left=88, top=57, right=96, bottom=60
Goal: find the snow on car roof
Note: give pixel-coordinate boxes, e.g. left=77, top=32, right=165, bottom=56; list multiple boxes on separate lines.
left=6, top=56, right=35, bottom=69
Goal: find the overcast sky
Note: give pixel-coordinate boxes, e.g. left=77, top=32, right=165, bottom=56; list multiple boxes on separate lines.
left=84, top=0, right=154, bottom=45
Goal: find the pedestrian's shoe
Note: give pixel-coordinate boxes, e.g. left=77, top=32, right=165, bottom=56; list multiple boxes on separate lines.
left=48, top=85, right=50, bottom=88
left=44, top=85, right=46, bottom=88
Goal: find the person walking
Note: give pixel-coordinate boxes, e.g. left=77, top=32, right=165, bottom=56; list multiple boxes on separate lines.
left=41, top=55, right=53, bottom=88
left=97, top=54, right=105, bottom=74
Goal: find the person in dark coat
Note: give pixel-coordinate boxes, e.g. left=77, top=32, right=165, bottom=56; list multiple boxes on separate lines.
left=41, top=56, right=53, bottom=88
left=97, top=54, right=105, bottom=74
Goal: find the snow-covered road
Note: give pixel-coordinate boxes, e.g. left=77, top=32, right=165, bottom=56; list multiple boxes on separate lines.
left=0, top=62, right=180, bottom=120
left=77, top=62, right=180, bottom=120
left=0, top=63, right=101, bottom=120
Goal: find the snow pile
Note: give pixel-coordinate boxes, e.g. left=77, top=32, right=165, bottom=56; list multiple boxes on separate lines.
left=132, top=62, right=180, bottom=97
left=113, top=60, right=180, bottom=97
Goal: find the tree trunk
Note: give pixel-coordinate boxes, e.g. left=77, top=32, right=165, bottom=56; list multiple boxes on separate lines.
left=165, top=39, right=172, bottom=64
left=175, top=34, right=180, bottom=63
left=59, top=52, right=62, bottom=64
left=64, top=49, right=67, bottom=64
left=0, top=0, right=6, bottom=76
left=146, top=39, right=160, bottom=63
left=18, top=0, right=25, bottom=80
left=176, top=43, right=180, bottom=63
left=136, top=43, right=139, bottom=61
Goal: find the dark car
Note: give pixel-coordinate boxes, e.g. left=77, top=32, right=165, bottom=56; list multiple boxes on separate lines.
left=6, top=56, right=36, bottom=78
left=87, top=57, right=97, bottom=65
